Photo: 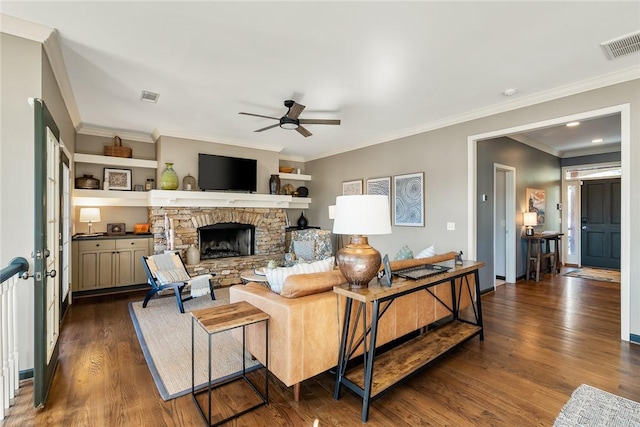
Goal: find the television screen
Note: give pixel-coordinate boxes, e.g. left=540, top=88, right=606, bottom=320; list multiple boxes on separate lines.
left=198, top=153, right=257, bottom=192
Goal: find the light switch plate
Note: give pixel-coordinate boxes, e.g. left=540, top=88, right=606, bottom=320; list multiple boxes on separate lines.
left=447, top=222, right=455, bottom=231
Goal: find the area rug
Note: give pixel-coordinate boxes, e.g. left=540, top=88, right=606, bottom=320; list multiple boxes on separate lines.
left=563, top=267, right=620, bottom=283
left=129, top=287, right=261, bottom=401
left=554, top=384, right=640, bottom=426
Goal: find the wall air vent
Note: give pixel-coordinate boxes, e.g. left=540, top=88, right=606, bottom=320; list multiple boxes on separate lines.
left=601, top=30, right=640, bottom=60
left=140, top=90, right=160, bottom=103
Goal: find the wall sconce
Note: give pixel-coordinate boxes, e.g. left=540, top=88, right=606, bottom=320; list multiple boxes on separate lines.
left=523, top=212, right=537, bottom=236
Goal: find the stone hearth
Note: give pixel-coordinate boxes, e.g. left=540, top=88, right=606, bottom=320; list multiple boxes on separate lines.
left=148, top=207, right=286, bottom=286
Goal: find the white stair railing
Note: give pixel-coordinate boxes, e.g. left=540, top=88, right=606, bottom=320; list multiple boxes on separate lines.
left=0, top=257, right=29, bottom=420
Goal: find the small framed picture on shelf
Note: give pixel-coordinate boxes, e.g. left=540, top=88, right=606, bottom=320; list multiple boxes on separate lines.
left=106, top=223, right=126, bottom=235
left=104, top=168, right=132, bottom=191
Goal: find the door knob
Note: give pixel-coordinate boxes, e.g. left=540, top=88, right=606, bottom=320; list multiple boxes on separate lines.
left=46, top=270, right=57, bottom=278
left=581, top=225, right=587, bottom=230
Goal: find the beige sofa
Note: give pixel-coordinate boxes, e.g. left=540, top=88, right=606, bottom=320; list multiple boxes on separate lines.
left=229, top=251, right=472, bottom=401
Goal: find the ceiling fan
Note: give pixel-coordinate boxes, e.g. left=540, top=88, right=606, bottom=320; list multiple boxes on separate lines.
left=239, top=100, right=341, bottom=137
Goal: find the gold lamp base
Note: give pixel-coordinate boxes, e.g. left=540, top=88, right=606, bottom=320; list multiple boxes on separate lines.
left=336, top=235, right=381, bottom=289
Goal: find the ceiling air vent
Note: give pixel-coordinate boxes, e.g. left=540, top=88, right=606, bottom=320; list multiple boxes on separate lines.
left=140, top=90, right=160, bottom=103
left=601, top=30, right=640, bottom=60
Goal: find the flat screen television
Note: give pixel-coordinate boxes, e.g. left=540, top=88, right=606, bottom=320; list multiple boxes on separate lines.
left=198, top=153, right=257, bottom=192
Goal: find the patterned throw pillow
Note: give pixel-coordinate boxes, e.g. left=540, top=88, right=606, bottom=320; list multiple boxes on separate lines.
left=265, top=257, right=334, bottom=294
left=155, top=268, right=190, bottom=284
left=293, top=240, right=316, bottom=261
left=416, top=244, right=436, bottom=259
left=394, top=245, right=414, bottom=260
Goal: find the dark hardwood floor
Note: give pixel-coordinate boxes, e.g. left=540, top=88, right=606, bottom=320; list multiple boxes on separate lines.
left=4, top=269, right=640, bottom=426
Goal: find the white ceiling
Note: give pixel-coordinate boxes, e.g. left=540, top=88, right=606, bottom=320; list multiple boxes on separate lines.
left=2, top=1, right=639, bottom=161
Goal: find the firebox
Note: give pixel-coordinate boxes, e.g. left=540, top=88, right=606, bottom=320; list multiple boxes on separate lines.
left=199, top=223, right=255, bottom=260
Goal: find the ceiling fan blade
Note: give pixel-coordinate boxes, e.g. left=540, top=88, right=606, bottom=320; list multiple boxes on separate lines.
left=298, top=119, right=341, bottom=126
left=239, top=112, right=280, bottom=120
left=287, top=102, right=306, bottom=119
left=296, top=126, right=312, bottom=137
left=254, top=123, right=280, bottom=132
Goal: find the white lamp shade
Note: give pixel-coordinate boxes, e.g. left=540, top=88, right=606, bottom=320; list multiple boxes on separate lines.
left=79, top=207, right=101, bottom=223
left=332, top=195, right=391, bottom=235
left=523, top=212, right=537, bottom=227
left=328, top=205, right=336, bottom=220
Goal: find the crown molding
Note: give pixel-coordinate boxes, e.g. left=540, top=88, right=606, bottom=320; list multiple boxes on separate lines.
left=507, top=134, right=560, bottom=157
left=1, top=14, right=51, bottom=42
left=42, top=30, right=82, bottom=129
left=1, top=14, right=82, bottom=130
left=153, top=128, right=284, bottom=153
left=77, top=124, right=155, bottom=143
left=306, top=66, right=640, bottom=161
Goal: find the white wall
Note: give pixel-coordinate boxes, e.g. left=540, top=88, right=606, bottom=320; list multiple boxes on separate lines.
left=0, top=33, right=42, bottom=370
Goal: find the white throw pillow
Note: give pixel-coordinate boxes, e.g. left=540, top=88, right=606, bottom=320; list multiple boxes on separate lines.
left=416, top=244, right=436, bottom=259
left=265, top=257, right=334, bottom=294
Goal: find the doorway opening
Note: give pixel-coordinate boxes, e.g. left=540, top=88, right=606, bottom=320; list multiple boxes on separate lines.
left=468, top=103, right=630, bottom=341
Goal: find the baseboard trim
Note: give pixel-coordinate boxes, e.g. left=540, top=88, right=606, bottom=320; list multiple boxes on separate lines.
left=20, top=369, right=34, bottom=380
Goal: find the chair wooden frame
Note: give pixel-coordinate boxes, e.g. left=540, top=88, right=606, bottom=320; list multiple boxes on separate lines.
left=141, top=252, right=216, bottom=313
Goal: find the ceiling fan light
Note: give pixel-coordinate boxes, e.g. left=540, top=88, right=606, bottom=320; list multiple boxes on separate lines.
left=280, top=122, right=299, bottom=130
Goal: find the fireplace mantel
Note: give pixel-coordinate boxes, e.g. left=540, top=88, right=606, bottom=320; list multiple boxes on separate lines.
left=75, top=189, right=311, bottom=208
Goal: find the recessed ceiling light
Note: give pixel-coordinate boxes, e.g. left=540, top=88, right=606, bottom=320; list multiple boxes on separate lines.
left=140, top=90, right=160, bottom=103
left=566, top=121, right=580, bottom=127
left=502, top=88, right=518, bottom=97
left=592, top=138, right=604, bottom=143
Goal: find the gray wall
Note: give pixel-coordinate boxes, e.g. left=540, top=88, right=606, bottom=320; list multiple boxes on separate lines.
left=1, top=34, right=75, bottom=370
left=477, top=137, right=561, bottom=290
left=561, top=151, right=621, bottom=167
left=307, top=79, right=640, bottom=340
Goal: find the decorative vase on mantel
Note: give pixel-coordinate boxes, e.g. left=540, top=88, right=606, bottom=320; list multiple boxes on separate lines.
left=269, top=174, right=281, bottom=195
left=160, top=162, right=179, bottom=190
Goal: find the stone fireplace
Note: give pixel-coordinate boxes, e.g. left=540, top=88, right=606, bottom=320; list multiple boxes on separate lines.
left=199, top=223, right=255, bottom=260
left=148, top=207, right=286, bottom=286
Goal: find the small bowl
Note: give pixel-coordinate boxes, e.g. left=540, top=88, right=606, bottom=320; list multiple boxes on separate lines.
left=279, top=167, right=295, bottom=173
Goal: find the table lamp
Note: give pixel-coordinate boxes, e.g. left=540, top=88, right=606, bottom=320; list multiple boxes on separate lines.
left=80, top=207, right=101, bottom=234
left=524, top=211, right=537, bottom=236
left=332, top=195, right=391, bottom=288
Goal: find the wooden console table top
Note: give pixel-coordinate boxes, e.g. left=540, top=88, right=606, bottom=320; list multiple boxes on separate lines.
left=333, top=260, right=485, bottom=303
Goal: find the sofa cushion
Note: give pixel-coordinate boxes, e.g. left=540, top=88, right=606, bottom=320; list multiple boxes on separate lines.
left=280, top=269, right=347, bottom=298
left=265, top=257, right=334, bottom=294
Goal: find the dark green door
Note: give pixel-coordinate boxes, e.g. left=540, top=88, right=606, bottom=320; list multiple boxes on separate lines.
left=580, top=178, right=621, bottom=269
left=33, top=98, right=61, bottom=407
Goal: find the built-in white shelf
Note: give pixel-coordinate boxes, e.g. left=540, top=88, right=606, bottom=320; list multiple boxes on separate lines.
left=278, top=172, right=311, bottom=181
left=74, top=189, right=149, bottom=207
left=73, top=189, right=311, bottom=209
left=148, top=190, right=311, bottom=209
left=74, top=153, right=158, bottom=169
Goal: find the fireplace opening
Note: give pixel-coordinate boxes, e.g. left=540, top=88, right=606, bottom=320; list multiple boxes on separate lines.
left=199, top=223, right=255, bottom=260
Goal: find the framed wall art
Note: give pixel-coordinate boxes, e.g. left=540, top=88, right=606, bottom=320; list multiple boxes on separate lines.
left=104, top=168, right=132, bottom=191
left=366, top=176, right=391, bottom=197
left=526, top=187, right=546, bottom=225
left=342, top=179, right=363, bottom=195
left=394, top=172, right=424, bottom=227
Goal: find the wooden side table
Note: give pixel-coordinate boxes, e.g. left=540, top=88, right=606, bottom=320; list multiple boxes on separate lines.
left=191, top=301, right=269, bottom=426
